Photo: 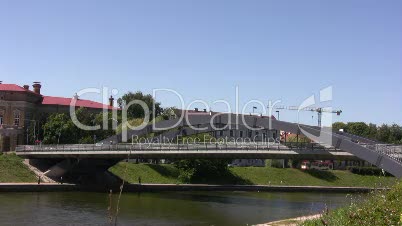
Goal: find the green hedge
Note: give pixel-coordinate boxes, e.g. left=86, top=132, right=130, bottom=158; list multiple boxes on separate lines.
left=348, top=166, right=391, bottom=176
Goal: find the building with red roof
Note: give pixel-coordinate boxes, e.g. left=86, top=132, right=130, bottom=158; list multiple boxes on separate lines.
left=0, top=81, right=117, bottom=152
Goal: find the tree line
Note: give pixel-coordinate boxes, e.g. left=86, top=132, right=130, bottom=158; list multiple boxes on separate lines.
left=332, top=122, right=402, bottom=144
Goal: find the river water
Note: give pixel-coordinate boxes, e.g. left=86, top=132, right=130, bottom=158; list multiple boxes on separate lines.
left=0, top=191, right=355, bottom=226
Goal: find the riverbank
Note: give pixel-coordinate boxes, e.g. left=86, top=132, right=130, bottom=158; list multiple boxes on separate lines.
left=0, top=153, right=36, bottom=183
left=109, top=162, right=397, bottom=187
left=0, top=183, right=388, bottom=193
left=0, top=155, right=397, bottom=189
left=0, top=183, right=78, bottom=192
left=258, top=214, right=321, bottom=226
left=122, top=184, right=387, bottom=193
left=300, top=181, right=402, bottom=225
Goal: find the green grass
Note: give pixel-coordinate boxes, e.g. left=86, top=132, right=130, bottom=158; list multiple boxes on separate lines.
left=109, top=163, right=397, bottom=187
left=0, top=153, right=37, bottom=183
left=109, top=162, right=181, bottom=184
left=231, top=167, right=396, bottom=187
left=301, top=181, right=402, bottom=226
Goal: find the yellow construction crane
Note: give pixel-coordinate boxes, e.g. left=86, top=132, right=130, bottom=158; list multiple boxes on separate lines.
left=269, top=105, right=342, bottom=127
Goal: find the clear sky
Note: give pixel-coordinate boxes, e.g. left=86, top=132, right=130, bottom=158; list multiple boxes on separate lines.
left=1, top=0, right=401, bottom=125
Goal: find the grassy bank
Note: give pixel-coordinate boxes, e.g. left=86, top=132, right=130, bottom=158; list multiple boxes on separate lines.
left=109, top=163, right=396, bottom=187
left=0, top=153, right=37, bottom=183
left=301, top=181, right=402, bottom=225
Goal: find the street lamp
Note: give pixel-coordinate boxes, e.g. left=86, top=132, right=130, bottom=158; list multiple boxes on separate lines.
left=276, top=111, right=280, bottom=120
left=57, top=132, right=61, bottom=145
left=253, top=106, right=257, bottom=114
left=25, top=119, right=37, bottom=145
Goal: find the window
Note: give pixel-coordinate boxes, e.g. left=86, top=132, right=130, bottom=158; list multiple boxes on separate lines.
left=219, top=130, right=223, bottom=136
left=248, top=130, right=252, bottom=138
left=239, top=131, right=243, bottom=137
left=230, top=130, right=234, bottom=137
left=14, top=111, right=20, bottom=126
left=0, top=110, right=3, bottom=125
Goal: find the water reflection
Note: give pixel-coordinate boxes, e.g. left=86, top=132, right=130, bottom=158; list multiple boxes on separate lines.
left=0, top=191, right=357, bottom=226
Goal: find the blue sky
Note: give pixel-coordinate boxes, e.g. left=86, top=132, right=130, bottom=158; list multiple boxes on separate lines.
left=1, top=0, right=401, bottom=125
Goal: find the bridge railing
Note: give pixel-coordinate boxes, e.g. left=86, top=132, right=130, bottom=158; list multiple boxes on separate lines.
left=15, top=142, right=340, bottom=153
left=280, top=142, right=340, bottom=151
left=361, top=144, right=402, bottom=164
left=333, top=131, right=402, bottom=166
left=335, top=131, right=381, bottom=144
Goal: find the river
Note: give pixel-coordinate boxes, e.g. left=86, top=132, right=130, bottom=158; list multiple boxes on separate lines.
left=0, top=191, right=357, bottom=225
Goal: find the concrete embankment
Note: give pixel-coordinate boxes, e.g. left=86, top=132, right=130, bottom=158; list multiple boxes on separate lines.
left=0, top=183, right=79, bottom=192
left=257, top=214, right=322, bottom=226
left=122, top=184, right=387, bottom=193
left=0, top=183, right=388, bottom=193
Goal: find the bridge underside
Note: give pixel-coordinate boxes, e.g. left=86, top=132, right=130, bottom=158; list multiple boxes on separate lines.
left=28, top=158, right=122, bottom=185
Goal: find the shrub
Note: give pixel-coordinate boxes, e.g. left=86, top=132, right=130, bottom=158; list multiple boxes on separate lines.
left=302, top=181, right=402, bottom=226
left=348, top=166, right=391, bottom=176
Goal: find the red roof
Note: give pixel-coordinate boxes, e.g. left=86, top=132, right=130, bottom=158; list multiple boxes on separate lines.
left=1, top=83, right=118, bottom=110
left=0, top=84, right=25, bottom=91
left=42, top=96, right=116, bottom=110
left=0, top=84, right=39, bottom=95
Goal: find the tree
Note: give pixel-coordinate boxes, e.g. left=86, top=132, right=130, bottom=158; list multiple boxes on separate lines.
left=332, top=121, right=402, bottom=145
left=42, top=108, right=115, bottom=144
left=332, top=122, right=347, bottom=132
left=346, top=122, right=369, bottom=137
left=377, top=124, right=391, bottom=143
left=389, top=124, right=402, bottom=144
left=93, top=111, right=118, bottom=142
left=25, top=112, right=50, bottom=144
left=160, top=107, right=178, bottom=120
left=117, top=91, right=162, bottom=120
left=42, top=113, right=77, bottom=144
left=367, top=123, right=378, bottom=139
left=174, top=159, right=231, bottom=182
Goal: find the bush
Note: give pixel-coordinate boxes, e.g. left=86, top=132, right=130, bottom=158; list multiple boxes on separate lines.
left=271, top=159, right=285, bottom=168
left=302, top=181, right=402, bottom=226
left=348, top=166, right=391, bottom=176
left=174, top=159, right=231, bottom=183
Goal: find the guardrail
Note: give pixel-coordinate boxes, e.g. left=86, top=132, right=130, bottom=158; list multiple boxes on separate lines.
left=15, top=142, right=340, bottom=153
left=335, top=131, right=379, bottom=144
left=362, top=144, right=402, bottom=164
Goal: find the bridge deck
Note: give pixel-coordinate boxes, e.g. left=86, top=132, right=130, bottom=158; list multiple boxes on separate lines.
left=16, top=143, right=357, bottom=160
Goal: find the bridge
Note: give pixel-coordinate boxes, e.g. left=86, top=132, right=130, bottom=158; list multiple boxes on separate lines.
left=16, top=113, right=402, bottom=182
left=16, top=143, right=357, bottom=160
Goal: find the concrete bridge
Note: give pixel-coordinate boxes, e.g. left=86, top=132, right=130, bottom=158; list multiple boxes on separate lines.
left=16, top=114, right=402, bottom=181
left=16, top=143, right=357, bottom=160
left=100, top=113, right=402, bottom=177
